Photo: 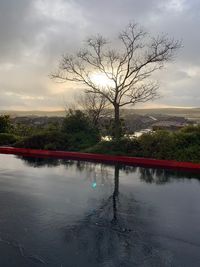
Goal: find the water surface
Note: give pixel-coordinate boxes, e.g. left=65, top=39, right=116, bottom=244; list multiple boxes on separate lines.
left=0, top=154, right=200, bottom=266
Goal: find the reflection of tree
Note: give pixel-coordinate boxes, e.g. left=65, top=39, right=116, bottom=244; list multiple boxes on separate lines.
left=111, top=164, right=119, bottom=226
left=19, top=156, right=113, bottom=187
left=120, top=164, right=200, bottom=184
left=139, top=167, right=200, bottom=184
left=17, top=155, right=60, bottom=168
left=18, top=155, right=200, bottom=185
left=140, top=168, right=171, bottom=184
left=63, top=164, right=170, bottom=266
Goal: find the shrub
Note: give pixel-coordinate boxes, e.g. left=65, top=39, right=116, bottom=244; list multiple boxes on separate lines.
left=12, top=123, right=37, bottom=137
left=85, top=138, right=140, bottom=155
left=62, top=109, right=100, bottom=149
left=173, top=131, right=200, bottom=152
left=86, top=128, right=200, bottom=162
left=14, top=131, right=69, bottom=150
left=67, top=131, right=99, bottom=151
left=0, top=133, right=20, bottom=145
left=137, top=131, right=174, bottom=159
left=62, top=110, right=98, bottom=134
left=0, top=115, right=12, bottom=133
left=14, top=129, right=99, bottom=151
left=173, top=145, right=200, bottom=163
left=180, top=125, right=200, bottom=134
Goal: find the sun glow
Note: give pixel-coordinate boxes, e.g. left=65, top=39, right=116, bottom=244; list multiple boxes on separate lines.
left=90, top=73, right=114, bottom=87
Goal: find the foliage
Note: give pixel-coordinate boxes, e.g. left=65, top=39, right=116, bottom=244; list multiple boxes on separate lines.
left=11, top=123, right=36, bottom=137
left=85, top=138, right=140, bottom=155
left=63, top=110, right=93, bottom=132
left=85, top=127, right=200, bottom=163
left=62, top=109, right=100, bottom=146
left=14, top=131, right=69, bottom=150
left=0, top=115, right=12, bottom=133
left=13, top=110, right=100, bottom=151
left=180, top=125, right=200, bottom=134
left=137, top=131, right=174, bottom=159
left=108, top=118, right=126, bottom=139
left=0, top=111, right=199, bottom=163
left=0, top=133, right=20, bottom=145
left=75, top=91, right=108, bottom=127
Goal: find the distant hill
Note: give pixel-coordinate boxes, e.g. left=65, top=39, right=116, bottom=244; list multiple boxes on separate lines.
left=0, top=110, right=66, bottom=117
left=1, top=108, right=200, bottom=120
left=122, top=108, right=200, bottom=120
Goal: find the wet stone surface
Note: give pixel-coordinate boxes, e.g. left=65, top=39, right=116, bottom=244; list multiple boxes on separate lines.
left=0, top=154, right=200, bottom=266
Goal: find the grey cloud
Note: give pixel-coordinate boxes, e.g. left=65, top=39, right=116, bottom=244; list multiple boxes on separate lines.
left=0, top=0, right=199, bottom=109
left=0, top=0, right=34, bottom=62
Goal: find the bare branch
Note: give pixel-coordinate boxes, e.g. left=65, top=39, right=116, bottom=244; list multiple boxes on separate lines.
left=52, top=22, right=181, bottom=139
left=76, top=91, right=109, bottom=125
left=119, top=82, right=159, bottom=107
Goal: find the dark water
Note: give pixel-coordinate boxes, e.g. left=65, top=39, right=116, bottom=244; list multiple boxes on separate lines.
left=0, top=154, right=200, bottom=267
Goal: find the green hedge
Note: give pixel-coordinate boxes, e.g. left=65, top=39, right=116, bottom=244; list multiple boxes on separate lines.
left=14, top=130, right=99, bottom=151
left=85, top=126, right=200, bottom=163
left=5, top=124, right=200, bottom=163
left=85, top=138, right=139, bottom=155
left=14, top=131, right=69, bottom=150
left=0, top=133, right=20, bottom=145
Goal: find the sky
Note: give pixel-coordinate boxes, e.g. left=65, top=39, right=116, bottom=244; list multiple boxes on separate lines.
left=0, top=0, right=199, bottom=110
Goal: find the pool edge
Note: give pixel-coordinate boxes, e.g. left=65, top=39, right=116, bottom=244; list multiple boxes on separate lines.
left=0, top=146, right=200, bottom=172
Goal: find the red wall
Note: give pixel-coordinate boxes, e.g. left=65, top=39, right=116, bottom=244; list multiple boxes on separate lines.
left=0, top=147, right=200, bottom=172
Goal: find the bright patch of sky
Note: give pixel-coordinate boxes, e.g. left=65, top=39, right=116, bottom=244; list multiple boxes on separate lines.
left=0, top=0, right=199, bottom=110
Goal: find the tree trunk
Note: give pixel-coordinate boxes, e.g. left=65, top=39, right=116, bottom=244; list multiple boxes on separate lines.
left=114, top=103, right=120, bottom=140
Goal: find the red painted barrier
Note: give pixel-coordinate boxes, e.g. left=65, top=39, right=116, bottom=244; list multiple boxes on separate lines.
left=0, top=146, right=200, bottom=172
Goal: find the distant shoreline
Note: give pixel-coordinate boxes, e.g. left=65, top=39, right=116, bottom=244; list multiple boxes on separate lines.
left=0, top=107, right=200, bottom=117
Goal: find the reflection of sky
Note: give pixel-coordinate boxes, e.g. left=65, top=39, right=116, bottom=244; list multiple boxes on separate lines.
left=0, top=154, right=113, bottom=226
left=121, top=174, right=200, bottom=239
left=120, top=169, right=200, bottom=266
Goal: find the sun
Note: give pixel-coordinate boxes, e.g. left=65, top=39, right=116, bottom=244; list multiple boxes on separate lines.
left=90, top=73, right=114, bottom=87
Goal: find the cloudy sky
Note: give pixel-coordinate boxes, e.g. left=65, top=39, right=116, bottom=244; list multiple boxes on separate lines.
left=0, top=0, right=199, bottom=110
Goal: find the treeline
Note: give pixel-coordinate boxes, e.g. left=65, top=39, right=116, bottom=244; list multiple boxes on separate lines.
left=0, top=111, right=99, bottom=151
left=0, top=113, right=200, bottom=163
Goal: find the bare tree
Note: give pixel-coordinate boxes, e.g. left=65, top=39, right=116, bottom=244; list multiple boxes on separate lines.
left=76, top=91, right=109, bottom=126
left=52, top=22, right=181, bottom=139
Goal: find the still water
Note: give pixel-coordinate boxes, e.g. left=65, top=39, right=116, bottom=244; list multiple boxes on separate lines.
left=0, top=154, right=200, bottom=266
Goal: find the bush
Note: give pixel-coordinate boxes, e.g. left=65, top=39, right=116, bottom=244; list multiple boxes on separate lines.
left=173, top=131, right=200, bottom=150
left=14, top=129, right=99, bottom=151
left=62, top=109, right=100, bottom=149
left=0, top=115, right=12, bottom=133
left=180, top=125, right=200, bottom=134
left=62, top=110, right=98, bottom=134
left=12, top=123, right=37, bottom=137
left=85, top=138, right=140, bottom=155
left=85, top=127, right=200, bottom=163
left=173, top=145, right=200, bottom=163
left=14, top=131, right=69, bottom=150
left=0, top=133, right=20, bottom=145
left=8, top=117, right=200, bottom=163
left=66, top=131, right=99, bottom=151
left=138, top=131, right=174, bottom=159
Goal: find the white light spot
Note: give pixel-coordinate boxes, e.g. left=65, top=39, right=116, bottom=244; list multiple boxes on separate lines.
left=90, top=73, right=115, bottom=88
